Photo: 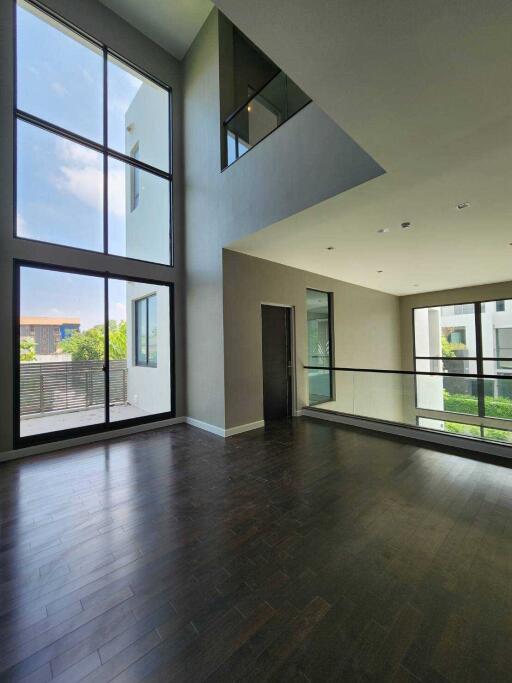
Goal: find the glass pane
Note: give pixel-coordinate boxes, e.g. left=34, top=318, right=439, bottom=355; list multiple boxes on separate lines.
left=108, top=157, right=170, bottom=264
left=109, top=280, right=170, bottom=421
left=108, top=55, right=169, bottom=172
left=19, top=266, right=105, bottom=438
left=414, top=304, right=476, bottom=358
left=17, top=121, right=103, bottom=251
left=225, top=71, right=310, bottom=166
left=480, top=300, right=512, bottom=364
left=482, top=362, right=512, bottom=420
left=418, top=418, right=481, bottom=439
left=17, top=0, right=103, bottom=142
left=416, top=360, right=479, bottom=415
left=227, top=131, right=237, bottom=165
left=483, top=427, right=512, bottom=444
left=136, top=299, right=147, bottom=366
left=148, top=295, right=157, bottom=367
left=306, top=289, right=333, bottom=404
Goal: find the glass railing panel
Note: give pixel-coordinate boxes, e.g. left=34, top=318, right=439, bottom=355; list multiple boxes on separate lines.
left=305, top=367, right=512, bottom=447
left=224, top=72, right=310, bottom=165
left=415, top=359, right=479, bottom=415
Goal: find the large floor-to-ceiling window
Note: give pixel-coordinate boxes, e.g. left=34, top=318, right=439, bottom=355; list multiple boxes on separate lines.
left=414, top=299, right=512, bottom=443
left=306, top=289, right=334, bottom=405
left=15, top=0, right=174, bottom=446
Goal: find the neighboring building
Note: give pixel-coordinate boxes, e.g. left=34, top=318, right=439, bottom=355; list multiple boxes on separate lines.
left=124, top=83, right=171, bottom=415
left=20, top=316, right=80, bottom=355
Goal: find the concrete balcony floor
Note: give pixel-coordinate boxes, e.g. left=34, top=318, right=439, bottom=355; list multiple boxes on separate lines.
left=20, top=404, right=150, bottom=437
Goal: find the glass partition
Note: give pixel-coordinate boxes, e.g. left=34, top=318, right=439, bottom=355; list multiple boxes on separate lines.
left=224, top=71, right=310, bottom=166
left=305, top=368, right=512, bottom=447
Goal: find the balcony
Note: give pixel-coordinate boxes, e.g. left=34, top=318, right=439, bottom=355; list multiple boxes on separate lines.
left=19, top=360, right=149, bottom=437
left=223, top=71, right=311, bottom=167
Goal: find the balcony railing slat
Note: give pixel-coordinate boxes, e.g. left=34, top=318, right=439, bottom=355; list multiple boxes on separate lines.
left=20, top=360, right=128, bottom=415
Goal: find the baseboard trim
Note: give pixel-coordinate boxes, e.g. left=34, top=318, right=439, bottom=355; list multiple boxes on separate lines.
left=302, top=409, right=512, bottom=460
left=185, top=417, right=265, bottom=438
left=185, top=417, right=225, bottom=437
left=0, top=417, right=186, bottom=463
left=225, top=420, right=265, bottom=437
left=0, top=415, right=268, bottom=462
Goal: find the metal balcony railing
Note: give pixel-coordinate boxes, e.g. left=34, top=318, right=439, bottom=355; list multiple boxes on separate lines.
left=20, top=360, right=128, bottom=416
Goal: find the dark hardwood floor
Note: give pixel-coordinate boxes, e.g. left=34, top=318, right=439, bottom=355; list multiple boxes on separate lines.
left=0, top=418, right=511, bottom=682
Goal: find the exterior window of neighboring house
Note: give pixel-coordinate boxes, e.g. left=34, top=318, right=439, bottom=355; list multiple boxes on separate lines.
left=496, top=328, right=512, bottom=370
left=135, top=294, right=157, bottom=367
left=445, top=327, right=466, bottom=346
left=497, top=300, right=505, bottom=312
left=130, top=142, right=140, bottom=212
left=453, top=303, right=474, bottom=314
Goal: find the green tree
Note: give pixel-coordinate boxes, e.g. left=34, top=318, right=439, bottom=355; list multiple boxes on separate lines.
left=60, top=321, right=126, bottom=361
left=20, top=337, right=36, bottom=362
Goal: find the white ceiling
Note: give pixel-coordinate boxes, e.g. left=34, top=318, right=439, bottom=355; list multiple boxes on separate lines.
left=99, top=0, right=212, bottom=59
left=215, top=0, right=512, bottom=296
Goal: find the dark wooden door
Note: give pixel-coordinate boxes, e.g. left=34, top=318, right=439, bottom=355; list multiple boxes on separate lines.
left=261, top=305, right=292, bottom=420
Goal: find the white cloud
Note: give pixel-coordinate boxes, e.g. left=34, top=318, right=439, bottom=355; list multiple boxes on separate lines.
left=108, top=165, right=126, bottom=219
left=17, top=212, right=26, bottom=232
left=114, top=302, right=126, bottom=320
left=52, top=139, right=126, bottom=219
left=51, top=81, right=68, bottom=97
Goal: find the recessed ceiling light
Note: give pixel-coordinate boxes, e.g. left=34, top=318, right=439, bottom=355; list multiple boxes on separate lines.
left=377, top=228, right=389, bottom=234
left=326, top=246, right=334, bottom=251
left=401, top=221, right=412, bottom=230
left=456, top=201, right=470, bottom=210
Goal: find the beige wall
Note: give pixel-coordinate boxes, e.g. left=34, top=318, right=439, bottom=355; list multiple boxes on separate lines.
left=400, top=281, right=512, bottom=370
left=223, top=249, right=402, bottom=428
left=183, top=9, right=384, bottom=429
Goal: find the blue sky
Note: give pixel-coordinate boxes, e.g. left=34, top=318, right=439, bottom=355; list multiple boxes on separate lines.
left=17, top=2, right=145, bottom=254
left=16, top=2, right=154, bottom=328
left=21, top=267, right=127, bottom=331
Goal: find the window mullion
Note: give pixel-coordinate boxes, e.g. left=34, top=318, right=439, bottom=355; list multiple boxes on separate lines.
left=103, top=46, right=108, bottom=255
left=146, top=298, right=150, bottom=367
left=475, top=302, right=485, bottom=418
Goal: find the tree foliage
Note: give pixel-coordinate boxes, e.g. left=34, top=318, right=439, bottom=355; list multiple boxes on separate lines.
left=20, top=337, right=36, bottom=362
left=441, top=335, right=466, bottom=358
left=60, top=321, right=127, bottom=361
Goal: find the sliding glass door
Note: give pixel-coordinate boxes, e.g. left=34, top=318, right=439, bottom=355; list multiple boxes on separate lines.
left=17, top=264, right=172, bottom=445
left=19, top=266, right=105, bottom=438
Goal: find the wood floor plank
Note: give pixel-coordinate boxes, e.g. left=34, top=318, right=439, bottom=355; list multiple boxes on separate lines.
left=0, top=419, right=510, bottom=682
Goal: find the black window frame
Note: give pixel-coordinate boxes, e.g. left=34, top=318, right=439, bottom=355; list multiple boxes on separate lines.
left=14, top=0, right=174, bottom=267
left=413, top=298, right=512, bottom=422
left=129, top=141, right=141, bottom=212
left=306, top=288, right=335, bottom=406
left=14, top=260, right=175, bottom=449
left=135, top=293, right=157, bottom=368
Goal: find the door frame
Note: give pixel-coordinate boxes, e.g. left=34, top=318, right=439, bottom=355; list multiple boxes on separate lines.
left=14, top=259, right=175, bottom=448
left=260, top=302, right=297, bottom=418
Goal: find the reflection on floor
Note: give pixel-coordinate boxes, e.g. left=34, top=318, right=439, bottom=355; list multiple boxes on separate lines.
left=20, top=404, right=150, bottom=437
left=1, top=417, right=511, bottom=681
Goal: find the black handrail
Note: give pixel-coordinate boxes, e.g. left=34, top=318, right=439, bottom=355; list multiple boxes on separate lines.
left=303, top=366, right=512, bottom=381
left=223, top=70, right=281, bottom=127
